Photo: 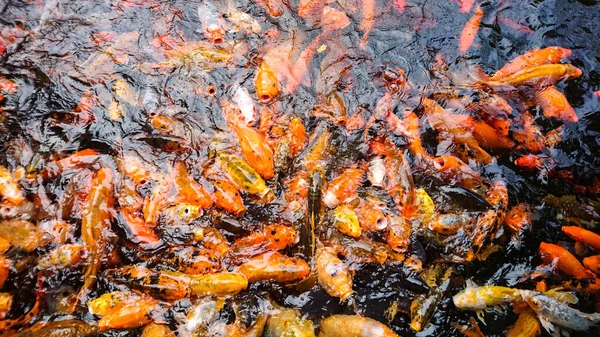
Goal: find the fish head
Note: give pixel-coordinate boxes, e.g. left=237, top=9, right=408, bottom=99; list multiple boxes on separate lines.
left=453, top=287, right=484, bottom=310
left=565, top=65, right=583, bottom=79
left=526, top=294, right=553, bottom=316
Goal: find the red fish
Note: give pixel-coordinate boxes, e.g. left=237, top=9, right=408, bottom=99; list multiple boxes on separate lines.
left=394, top=0, right=406, bottom=12
left=490, top=46, right=572, bottom=81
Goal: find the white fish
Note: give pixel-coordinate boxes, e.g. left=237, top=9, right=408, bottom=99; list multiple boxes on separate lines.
left=231, top=84, right=256, bottom=125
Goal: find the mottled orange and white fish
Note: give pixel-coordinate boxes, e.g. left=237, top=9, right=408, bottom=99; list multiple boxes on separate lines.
left=459, top=5, right=484, bottom=54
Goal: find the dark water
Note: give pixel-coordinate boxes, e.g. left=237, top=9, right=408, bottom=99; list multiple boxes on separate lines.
left=1, top=0, right=600, bottom=336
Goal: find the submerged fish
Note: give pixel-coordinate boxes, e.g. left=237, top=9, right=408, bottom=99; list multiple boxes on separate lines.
left=526, top=293, right=600, bottom=334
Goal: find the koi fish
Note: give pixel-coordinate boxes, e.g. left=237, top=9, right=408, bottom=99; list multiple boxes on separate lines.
left=561, top=226, right=600, bottom=251
left=539, top=242, right=594, bottom=279
left=317, top=315, right=399, bottom=337
left=490, top=46, right=572, bottom=81
left=316, top=247, right=353, bottom=301
left=534, top=86, right=578, bottom=122
left=459, top=5, right=484, bottom=54
left=526, top=293, right=600, bottom=334
left=197, top=0, right=226, bottom=44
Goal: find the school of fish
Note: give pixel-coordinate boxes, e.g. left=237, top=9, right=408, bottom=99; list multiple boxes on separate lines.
left=0, top=0, right=599, bottom=336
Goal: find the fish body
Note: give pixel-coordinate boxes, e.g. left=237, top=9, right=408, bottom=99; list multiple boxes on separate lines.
left=459, top=5, right=484, bottom=54
left=323, top=165, right=363, bottom=208
left=317, top=315, right=399, bottom=337
left=255, top=62, right=279, bottom=102
left=491, top=46, right=572, bottom=80
left=316, top=247, right=353, bottom=300
left=534, top=86, right=578, bottom=122
left=453, top=283, right=519, bottom=310
left=506, top=308, right=541, bottom=337
left=230, top=122, right=275, bottom=179
left=218, top=152, right=271, bottom=197
left=481, top=64, right=582, bottom=91
left=527, top=293, right=600, bottom=333
left=539, top=242, right=594, bottom=278
left=12, top=320, right=99, bottom=337
left=561, top=226, right=600, bottom=250
left=198, top=1, right=226, bottom=43
left=332, top=204, right=361, bottom=238
left=213, top=179, right=246, bottom=216
left=0, top=165, right=24, bottom=205
left=237, top=251, right=310, bottom=283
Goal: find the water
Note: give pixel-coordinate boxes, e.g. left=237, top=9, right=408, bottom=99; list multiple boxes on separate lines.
left=1, top=0, right=600, bottom=336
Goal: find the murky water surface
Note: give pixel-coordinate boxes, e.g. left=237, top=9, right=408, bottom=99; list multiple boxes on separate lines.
left=1, top=0, right=600, bottom=336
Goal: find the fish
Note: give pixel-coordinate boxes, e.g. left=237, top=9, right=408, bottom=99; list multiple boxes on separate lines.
left=197, top=0, right=226, bottom=44
left=36, top=244, right=87, bottom=270
left=526, top=293, right=600, bottom=334
left=323, top=165, right=364, bottom=208
left=316, top=247, right=353, bottom=301
left=317, top=315, right=399, bottom=337
left=226, top=3, right=261, bottom=34
left=562, top=226, right=600, bottom=251
left=0, top=293, right=11, bottom=320
left=490, top=46, right=572, bottom=81
left=288, top=117, right=308, bottom=158
left=229, top=223, right=298, bottom=262
left=264, top=305, right=315, bottom=337
left=142, top=323, right=176, bottom=337
left=459, top=5, right=484, bottom=54
left=255, top=62, right=279, bottom=102
left=0, top=219, right=45, bottom=252
left=332, top=204, right=362, bottom=238
left=237, top=251, right=310, bottom=283
left=157, top=246, right=221, bottom=275
left=305, top=167, right=325, bottom=259
left=0, top=165, right=24, bottom=205
left=217, top=152, right=271, bottom=197
left=453, top=281, right=520, bottom=314
left=583, top=255, right=600, bottom=275
left=231, top=84, right=257, bottom=126
left=359, top=0, right=376, bottom=48
left=187, top=272, right=248, bottom=296
left=432, top=155, right=481, bottom=189
left=479, top=64, right=582, bottom=91
left=422, top=98, right=492, bottom=164
left=212, top=179, right=246, bottom=216
left=539, top=242, right=595, bottom=279
left=12, top=320, right=99, bottom=337
left=534, top=86, right=578, bottom=122
left=505, top=308, right=541, bottom=337
left=230, top=121, right=275, bottom=179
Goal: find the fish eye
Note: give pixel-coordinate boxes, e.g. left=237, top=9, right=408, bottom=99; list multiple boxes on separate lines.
left=531, top=299, right=541, bottom=307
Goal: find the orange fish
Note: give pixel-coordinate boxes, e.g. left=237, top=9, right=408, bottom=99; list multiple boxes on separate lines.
left=121, top=210, right=161, bottom=248
left=583, top=255, right=600, bottom=275
left=298, top=0, right=327, bottom=18
left=255, top=62, right=279, bottom=102
left=534, top=86, right=578, bottom=122
left=458, top=116, right=515, bottom=150
left=433, top=155, right=481, bottom=188
left=504, top=203, right=532, bottom=233
left=490, top=46, right=572, bottom=81
left=172, top=161, right=213, bottom=208
left=230, top=122, right=275, bottom=179
left=0, top=258, right=10, bottom=288
left=229, top=223, right=297, bottom=262
left=212, top=179, right=246, bottom=216
left=76, top=167, right=115, bottom=309
left=514, top=154, right=549, bottom=172
left=512, top=112, right=546, bottom=153
left=288, top=117, right=307, bottom=158
left=40, top=149, right=101, bottom=180
left=0, top=77, right=17, bottom=94
left=458, top=5, right=484, bottom=54
left=422, top=98, right=492, bottom=164
left=356, top=201, right=388, bottom=231
left=323, top=165, right=364, bottom=208
left=562, top=226, right=600, bottom=251
left=539, top=242, right=594, bottom=279
left=359, top=0, right=376, bottom=48
left=237, top=251, right=310, bottom=283
left=255, top=0, right=284, bottom=17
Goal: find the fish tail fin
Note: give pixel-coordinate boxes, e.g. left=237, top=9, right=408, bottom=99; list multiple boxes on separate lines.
left=451, top=65, right=490, bottom=89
